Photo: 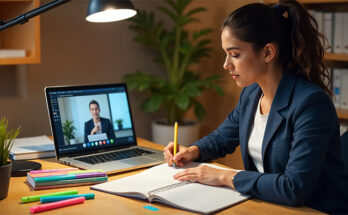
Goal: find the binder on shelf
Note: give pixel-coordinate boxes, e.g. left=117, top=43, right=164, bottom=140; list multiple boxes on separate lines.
left=333, top=12, right=344, bottom=54
left=333, top=68, right=342, bottom=108
left=323, top=12, right=333, bottom=53
left=344, top=13, right=348, bottom=54
left=310, top=10, right=324, bottom=36
left=341, top=69, right=348, bottom=110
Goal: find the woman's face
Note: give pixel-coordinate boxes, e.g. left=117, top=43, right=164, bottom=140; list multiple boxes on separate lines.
left=89, top=104, right=100, bottom=119
left=221, top=27, right=266, bottom=87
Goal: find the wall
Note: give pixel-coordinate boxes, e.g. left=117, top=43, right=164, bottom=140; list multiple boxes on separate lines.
left=0, top=0, right=257, bottom=169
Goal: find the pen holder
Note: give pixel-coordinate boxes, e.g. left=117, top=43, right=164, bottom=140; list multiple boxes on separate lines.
left=0, top=161, right=12, bottom=200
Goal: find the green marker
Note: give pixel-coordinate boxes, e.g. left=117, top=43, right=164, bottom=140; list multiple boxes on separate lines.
left=21, top=190, right=78, bottom=203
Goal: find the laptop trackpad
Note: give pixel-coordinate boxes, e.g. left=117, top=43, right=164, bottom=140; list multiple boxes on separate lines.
left=120, top=157, right=156, bottom=166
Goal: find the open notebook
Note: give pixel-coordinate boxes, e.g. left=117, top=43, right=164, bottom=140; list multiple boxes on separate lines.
left=91, top=162, right=249, bottom=214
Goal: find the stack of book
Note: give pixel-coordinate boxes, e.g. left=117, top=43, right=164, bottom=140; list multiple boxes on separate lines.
left=26, top=168, right=108, bottom=190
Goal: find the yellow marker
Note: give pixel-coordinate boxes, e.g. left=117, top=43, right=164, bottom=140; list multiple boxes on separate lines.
left=173, top=122, right=178, bottom=168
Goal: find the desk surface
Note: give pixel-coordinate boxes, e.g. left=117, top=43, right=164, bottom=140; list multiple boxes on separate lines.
left=0, top=138, right=324, bottom=215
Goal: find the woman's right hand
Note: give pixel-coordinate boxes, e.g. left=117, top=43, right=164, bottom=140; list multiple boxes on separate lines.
left=163, top=142, right=201, bottom=167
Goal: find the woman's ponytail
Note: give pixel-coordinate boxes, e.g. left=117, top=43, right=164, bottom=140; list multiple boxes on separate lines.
left=223, top=0, right=332, bottom=98
left=278, top=0, right=332, bottom=97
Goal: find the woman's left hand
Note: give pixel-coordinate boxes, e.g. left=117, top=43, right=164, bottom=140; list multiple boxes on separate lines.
left=173, top=165, right=239, bottom=188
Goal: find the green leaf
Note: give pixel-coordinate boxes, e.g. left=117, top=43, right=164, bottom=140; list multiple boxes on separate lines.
left=212, top=85, right=225, bottom=96
left=182, top=82, right=201, bottom=97
left=138, top=82, right=150, bottom=92
left=0, top=117, right=20, bottom=166
left=164, top=0, right=176, bottom=12
left=196, top=39, right=211, bottom=47
left=157, top=6, right=176, bottom=21
left=205, top=75, right=222, bottom=81
left=178, top=16, right=199, bottom=26
left=141, top=95, right=164, bottom=112
left=175, top=94, right=190, bottom=110
left=193, top=101, right=206, bottom=121
left=176, top=0, right=192, bottom=14
left=193, top=29, right=213, bottom=40
left=186, top=7, right=207, bottom=17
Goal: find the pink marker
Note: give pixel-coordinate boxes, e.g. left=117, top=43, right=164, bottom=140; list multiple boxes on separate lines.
left=30, top=197, right=85, bottom=213
left=30, top=168, right=78, bottom=174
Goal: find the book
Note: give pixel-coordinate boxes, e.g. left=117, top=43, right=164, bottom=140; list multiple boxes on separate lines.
left=341, top=69, right=348, bottom=110
left=333, top=12, right=344, bottom=53
left=344, top=13, right=348, bottom=54
left=323, top=12, right=333, bottom=52
left=0, top=49, right=26, bottom=58
left=27, top=168, right=108, bottom=190
left=10, top=135, right=55, bottom=160
left=91, top=162, right=249, bottom=214
left=333, top=68, right=342, bottom=108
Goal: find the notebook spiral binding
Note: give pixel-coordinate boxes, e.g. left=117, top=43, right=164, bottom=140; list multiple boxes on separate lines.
left=148, top=180, right=194, bottom=196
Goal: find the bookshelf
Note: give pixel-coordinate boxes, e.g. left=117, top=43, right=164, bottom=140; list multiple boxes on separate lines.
left=266, top=0, right=348, bottom=121
left=0, top=0, right=41, bottom=65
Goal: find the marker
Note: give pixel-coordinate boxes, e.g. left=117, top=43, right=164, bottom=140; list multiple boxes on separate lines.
left=21, top=190, right=78, bottom=203
left=30, top=168, right=79, bottom=174
left=173, top=122, right=178, bottom=168
left=40, top=193, right=95, bottom=203
left=30, top=197, right=85, bottom=213
left=34, top=172, right=106, bottom=183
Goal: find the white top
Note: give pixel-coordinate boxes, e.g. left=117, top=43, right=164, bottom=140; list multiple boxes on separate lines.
left=248, top=95, right=269, bottom=173
left=94, top=122, right=102, bottom=134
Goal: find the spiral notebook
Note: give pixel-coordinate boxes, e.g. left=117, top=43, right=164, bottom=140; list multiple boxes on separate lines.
left=91, top=162, right=249, bottom=214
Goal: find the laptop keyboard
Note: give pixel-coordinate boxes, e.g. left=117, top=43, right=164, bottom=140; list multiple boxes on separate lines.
left=76, top=148, right=154, bottom=165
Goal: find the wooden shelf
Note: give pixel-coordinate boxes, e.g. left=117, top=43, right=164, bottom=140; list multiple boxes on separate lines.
left=0, top=0, right=41, bottom=65
left=324, top=53, right=348, bottom=62
left=337, top=108, right=348, bottom=120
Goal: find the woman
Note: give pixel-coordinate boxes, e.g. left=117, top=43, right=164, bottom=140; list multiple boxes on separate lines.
left=163, top=0, right=348, bottom=213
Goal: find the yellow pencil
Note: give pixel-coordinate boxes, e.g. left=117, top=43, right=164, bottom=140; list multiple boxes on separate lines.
left=173, top=122, right=178, bottom=168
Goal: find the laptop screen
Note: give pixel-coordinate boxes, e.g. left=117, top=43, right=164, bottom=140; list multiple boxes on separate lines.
left=45, top=83, right=136, bottom=157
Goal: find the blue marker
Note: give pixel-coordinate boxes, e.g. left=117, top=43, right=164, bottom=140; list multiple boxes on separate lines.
left=144, top=205, right=159, bottom=211
left=40, top=193, right=95, bottom=203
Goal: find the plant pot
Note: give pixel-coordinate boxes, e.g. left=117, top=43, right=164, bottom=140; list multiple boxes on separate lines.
left=0, top=161, right=12, bottom=200
left=152, top=119, right=200, bottom=147
left=117, top=123, right=123, bottom=130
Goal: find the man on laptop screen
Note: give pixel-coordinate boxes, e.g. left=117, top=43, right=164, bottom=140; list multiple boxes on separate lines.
left=45, top=83, right=164, bottom=174
left=84, top=100, right=115, bottom=143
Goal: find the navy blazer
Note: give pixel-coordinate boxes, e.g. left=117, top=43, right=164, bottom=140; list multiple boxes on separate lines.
left=192, top=70, right=348, bottom=213
left=84, top=117, right=116, bottom=143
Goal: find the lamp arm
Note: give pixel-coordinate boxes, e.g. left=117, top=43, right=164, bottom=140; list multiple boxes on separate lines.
left=0, top=0, right=71, bottom=31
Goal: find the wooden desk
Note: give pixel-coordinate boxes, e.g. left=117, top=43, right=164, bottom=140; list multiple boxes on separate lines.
left=0, top=138, right=324, bottom=214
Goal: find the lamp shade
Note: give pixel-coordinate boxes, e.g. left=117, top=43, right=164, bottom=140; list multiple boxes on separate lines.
left=86, top=0, right=137, bottom=23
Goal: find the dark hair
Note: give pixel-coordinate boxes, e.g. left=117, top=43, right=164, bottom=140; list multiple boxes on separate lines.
left=89, top=100, right=100, bottom=109
left=222, top=0, right=332, bottom=97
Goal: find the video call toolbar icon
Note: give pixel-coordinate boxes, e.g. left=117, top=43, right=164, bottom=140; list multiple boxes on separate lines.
left=83, top=139, right=115, bottom=148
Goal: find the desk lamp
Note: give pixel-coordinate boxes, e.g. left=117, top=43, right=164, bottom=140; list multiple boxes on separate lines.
left=0, top=0, right=136, bottom=176
left=0, top=0, right=137, bottom=31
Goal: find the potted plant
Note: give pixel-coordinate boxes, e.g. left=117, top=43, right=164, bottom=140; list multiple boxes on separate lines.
left=62, top=120, right=76, bottom=144
left=0, top=117, right=20, bottom=200
left=124, top=0, right=224, bottom=146
left=115, top=119, right=123, bottom=130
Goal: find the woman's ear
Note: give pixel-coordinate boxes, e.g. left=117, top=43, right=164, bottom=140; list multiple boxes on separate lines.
left=263, top=43, right=276, bottom=63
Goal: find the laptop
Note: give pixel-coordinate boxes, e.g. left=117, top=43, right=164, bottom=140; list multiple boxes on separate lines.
left=45, top=83, right=164, bottom=174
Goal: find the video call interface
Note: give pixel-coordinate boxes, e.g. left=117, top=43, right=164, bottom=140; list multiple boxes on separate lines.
left=48, top=86, right=135, bottom=155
